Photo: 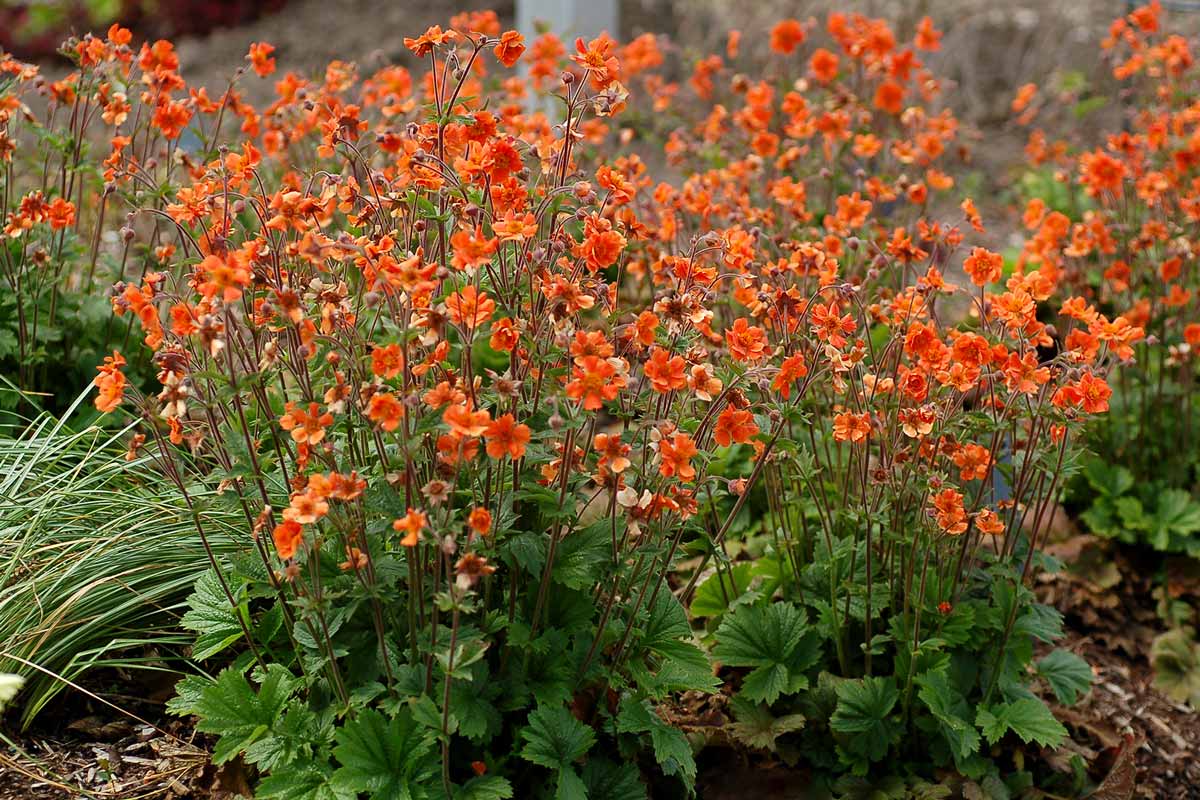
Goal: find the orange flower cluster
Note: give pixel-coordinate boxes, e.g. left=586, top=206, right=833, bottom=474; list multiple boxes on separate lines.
left=0, top=8, right=1119, bottom=625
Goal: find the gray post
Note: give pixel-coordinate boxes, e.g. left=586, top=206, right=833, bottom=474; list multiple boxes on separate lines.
left=517, top=0, right=619, bottom=41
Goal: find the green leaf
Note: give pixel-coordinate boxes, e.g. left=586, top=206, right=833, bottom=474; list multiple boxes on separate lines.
left=450, top=676, right=502, bottom=743
left=556, top=768, right=588, bottom=800
left=454, top=775, right=514, bottom=800
left=727, top=695, right=805, bottom=752
left=1151, top=490, right=1200, bottom=550
left=830, top=676, right=902, bottom=762
left=1082, top=459, right=1133, bottom=498
left=1150, top=628, right=1200, bottom=708
left=975, top=698, right=1066, bottom=748
left=244, top=702, right=328, bottom=770
left=553, top=520, right=617, bottom=589
left=258, top=765, right=356, bottom=800
left=181, top=569, right=245, bottom=661
left=616, top=697, right=696, bottom=784
left=521, top=704, right=595, bottom=771
left=1037, top=650, right=1092, bottom=705
left=1014, top=603, right=1063, bottom=644
left=636, top=637, right=719, bottom=696
left=331, top=708, right=439, bottom=800
left=916, top=670, right=980, bottom=762
left=690, top=559, right=781, bottom=618
left=741, top=662, right=793, bottom=704
left=633, top=594, right=718, bottom=695
left=193, top=665, right=298, bottom=764
left=581, top=758, right=647, bottom=800
left=712, top=603, right=821, bottom=704
left=166, top=674, right=210, bottom=717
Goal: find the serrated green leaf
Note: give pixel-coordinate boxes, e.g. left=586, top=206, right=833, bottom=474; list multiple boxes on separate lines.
left=1037, top=650, right=1092, bottom=705
left=975, top=698, right=1066, bottom=748
left=331, top=708, right=439, bottom=800
left=556, top=768, right=588, bottom=800
left=830, top=676, right=901, bottom=762
left=713, top=602, right=821, bottom=704
left=244, top=702, right=328, bottom=770
left=581, top=758, right=647, bottom=800
left=1151, top=490, right=1200, bottom=551
left=181, top=569, right=245, bottom=660
left=257, top=765, right=356, bottom=800
left=616, top=697, right=696, bottom=784
left=521, top=704, right=595, bottom=771
left=727, top=695, right=805, bottom=752
left=916, top=670, right=980, bottom=762
left=166, top=674, right=211, bottom=718
left=454, top=775, right=514, bottom=800
left=193, top=665, right=298, bottom=764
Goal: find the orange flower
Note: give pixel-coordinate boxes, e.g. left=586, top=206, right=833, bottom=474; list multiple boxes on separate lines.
left=644, top=347, right=687, bottom=393
left=444, top=401, right=491, bottom=438
left=197, top=253, right=251, bottom=304
left=151, top=98, right=192, bottom=139
left=1077, top=373, right=1112, bottom=414
left=371, top=343, right=405, bottom=380
left=1184, top=323, right=1200, bottom=347
left=1080, top=149, right=1126, bottom=197
left=659, top=432, right=698, bottom=482
left=932, top=488, right=968, bottom=535
left=567, top=356, right=626, bottom=410
left=727, top=318, right=769, bottom=363
left=367, top=391, right=405, bottom=431
left=809, top=48, right=839, bottom=83
left=593, top=433, right=631, bottom=473
left=953, top=443, right=992, bottom=481
left=493, top=211, right=538, bottom=243
left=714, top=406, right=759, bottom=447
left=404, top=25, right=457, bottom=58
left=915, top=16, right=942, bottom=50
left=247, top=42, right=276, bottom=76
left=873, top=80, right=904, bottom=115
left=272, top=520, right=304, bottom=560
left=809, top=301, right=856, bottom=348
left=393, top=508, right=428, bottom=547
left=446, top=285, right=496, bottom=329
left=490, top=317, right=519, bottom=352
left=975, top=509, right=1005, bottom=536
left=1002, top=351, right=1050, bottom=395
left=468, top=507, right=492, bottom=535
left=484, top=413, right=531, bottom=459
left=284, top=489, right=329, bottom=525
left=770, top=19, right=805, bottom=54
left=1011, top=82, right=1037, bottom=114
left=773, top=354, right=809, bottom=399
left=451, top=226, right=498, bottom=271
left=963, top=247, right=1003, bottom=286
left=570, top=35, right=620, bottom=87
left=279, top=402, right=334, bottom=445
left=494, top=30, right=525, bottom=67
left=950, top=332, right=993, bottom=368
left=580, top=215, right=626, bottom=271
left=832, top=411, right=871, bottom=443
left=93, top=350, right=126, bottom=413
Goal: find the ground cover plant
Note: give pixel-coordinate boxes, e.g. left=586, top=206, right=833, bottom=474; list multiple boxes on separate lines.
left=1009, top=1, right=1200, bottom=715
left=1013, top=1, right=1200, bottom=560
left=0, top=2, right=1194, bottom=798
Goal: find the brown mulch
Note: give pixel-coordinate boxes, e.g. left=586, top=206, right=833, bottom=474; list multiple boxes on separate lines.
left=0, top=718, right=212, bottom=800
left=1039, top=535, right=1200, bottom=799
